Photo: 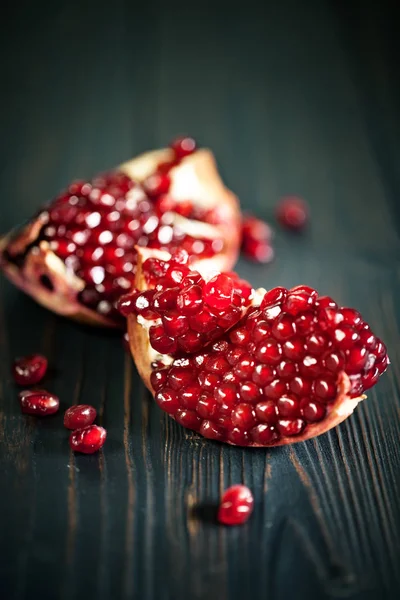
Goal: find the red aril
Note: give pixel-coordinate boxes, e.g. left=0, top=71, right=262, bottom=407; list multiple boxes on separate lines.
left=276, top=196, right=308, bottom=231
left=19, top=389, right=59, bottom=416
left=64, top=405, right=97, bottom=430
left=13, top=354, right=48, bottom=386
left=69, top=425, right=107, bottom=454
left=241, top=215, right=274, bottom=263
left=218, top=485, right=254, bottom=525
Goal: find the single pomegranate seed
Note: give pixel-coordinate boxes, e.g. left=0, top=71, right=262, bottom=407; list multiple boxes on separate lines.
left=143, top=173, right=171, bottom=197
left=64, top=405, right=97, bottom=430
left=13, top=354, right=48, bottom=386
left=276, top=196, right=308, bottom=230
left=261, top=287, right=287, bottom=309
left=69, top=425, right=107, bottom=454
left=170, top=136, right=197, bottom=159
left=218, top=485, right=254, bottom=526
left=19, top=390, right=59, bottom=416
left=203, top=274, right=234, bottom=310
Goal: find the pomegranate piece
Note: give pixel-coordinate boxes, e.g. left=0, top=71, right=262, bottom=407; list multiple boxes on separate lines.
left=0, top=139, right=242, bottom=328
left=12, top=354, right=48, bottom=386
left=69, top=425, right=107, bottom=454
left=118, top=251, right=253, bottom=356
left=19, top=389, right=59, bottom=416
left=276, top=196, right=308, bottom=231
left=64, top=404, right=97, bottom=430
left=126, top=250, right=389, bottom=447
left=241, top=215, right=274, bottom=263
left=218, top=485, right=254, bottom=525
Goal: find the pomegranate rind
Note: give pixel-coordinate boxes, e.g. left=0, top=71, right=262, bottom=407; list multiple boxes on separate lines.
left=127, top=247, right=366, bottom=447
left=0, top=148, right=241, bottom=327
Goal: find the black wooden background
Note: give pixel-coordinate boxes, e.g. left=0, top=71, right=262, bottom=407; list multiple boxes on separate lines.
left=1, top=1, right=399, bottom=599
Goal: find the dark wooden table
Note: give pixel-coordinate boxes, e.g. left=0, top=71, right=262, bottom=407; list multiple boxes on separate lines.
left=1, top=1, right=399, bottom=599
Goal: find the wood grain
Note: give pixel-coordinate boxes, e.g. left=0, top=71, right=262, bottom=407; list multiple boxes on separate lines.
left=0, top=1, right=400, bottom=599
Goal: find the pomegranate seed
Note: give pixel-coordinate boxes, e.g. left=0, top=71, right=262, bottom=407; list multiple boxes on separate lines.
left=218, top=485, right=254, bottom=526
left=19, top=389, right=59, bottom=416
left=69, top=425, right=107, bottom=454
left=170, top=136, right=197, bottom=159
left=276, top=196, right=308, bottom=230
left=64, top=405, right=97, bottom=430
left=203, top=274, right=234, bottom=310
left=13, top=354, right=48, bottom=386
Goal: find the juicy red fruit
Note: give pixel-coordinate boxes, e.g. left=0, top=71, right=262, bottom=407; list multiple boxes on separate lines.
left=218, top=485, right=254, bottom=525
left=150, top=285, right=388, bottom=446
left=19, top=389, right=59, bottom=416
left=2, top=137, right=229, bottom=325
left=13, top=354, right=48, bottom=386
left=64, top=405, right=97, bottom=430
left=69, top=425, right=107, bottom=454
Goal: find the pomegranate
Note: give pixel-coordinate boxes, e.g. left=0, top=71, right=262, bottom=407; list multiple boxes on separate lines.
left=64, top=405, right=97, bottom=430
left=276, top=196, right=308, bottom=231
left=0, top=138, right=241, bottom=327
left=69, top=425, right=107, bottom=454
left=19, top=389, right=59, bottom=416
left=125, top=248, right=389, bottom=447
left=241, top=215, right=274, bottom=263
left=218, top=485, right=254, bottom=525
left=118, top=249, right=253, bottom=355
left=12, top=354, right=48, bottom=386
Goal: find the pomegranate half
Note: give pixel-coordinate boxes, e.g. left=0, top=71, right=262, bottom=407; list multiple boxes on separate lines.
left=124, top=248, right=389, bottom=447
left=0, top=139, right=241, bottom=327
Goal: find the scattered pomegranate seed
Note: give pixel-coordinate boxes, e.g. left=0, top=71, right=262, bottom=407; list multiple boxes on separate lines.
left=241, top=215, right=274, bottom=263
left=218, top=485, right=254, bottom=525
left=19, top=389, right=59, bottom=416
left=276, top=196, right=308, bottom=231
left=69, top=425, right=107, bottom=454
left=64, top=405, right=97, bottom=430
left=12, top=354, right=48, bottom=386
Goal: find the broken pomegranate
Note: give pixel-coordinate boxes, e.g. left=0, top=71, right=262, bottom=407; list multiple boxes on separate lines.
left=64, top=405, right=97, bottom=430
left=12, top=354, right=48, bottom=386
left=0, top=138, right=241, bottom=327
left=69, top=425, right=107, bottom=454
left=118, top=250, right=253, bottom=355
left=218, top=485, right=254, bottom=525
left=276, top=196, right=308, bottom=231
left=241, top=215, right=274, bottom=263
left=19, top=389, right=59, bottom=416
left=126, top=248, right=389, bottom=447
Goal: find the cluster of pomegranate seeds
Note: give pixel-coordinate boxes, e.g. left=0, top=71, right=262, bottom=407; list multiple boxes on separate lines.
left=119, top=252, right=253, bottom=355
left=218, top=485, right=254, bottom=525
left=150, top=285, right=388, bottom=446
left=64, top=404, right=97, bottom=430
left=12, top=354, right=48, bottom=386
left=69, top=425, right=107, bottom=454
left=276, top=196, right=308, bottom=231
left=241, top=215, right=274, bottom=263
left=3, top=136, right=228, bottom=324
left=19, top=389, right=59, bottom=416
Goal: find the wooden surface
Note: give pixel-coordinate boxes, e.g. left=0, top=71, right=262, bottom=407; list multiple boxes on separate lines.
left=1, top=1, right=399, bottom=599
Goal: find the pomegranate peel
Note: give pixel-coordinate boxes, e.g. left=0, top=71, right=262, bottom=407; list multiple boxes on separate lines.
left=126, top=248, right=388, bottom=447
left=1, top=142, right=241, bottom=328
